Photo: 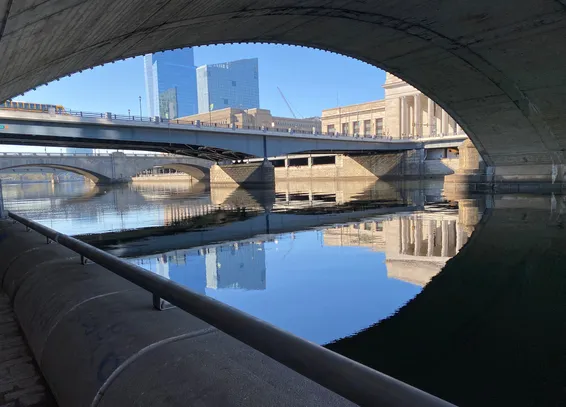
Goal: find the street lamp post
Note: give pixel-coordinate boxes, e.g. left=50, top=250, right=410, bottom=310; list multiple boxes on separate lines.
left=138, top=96, right=142, bottom=119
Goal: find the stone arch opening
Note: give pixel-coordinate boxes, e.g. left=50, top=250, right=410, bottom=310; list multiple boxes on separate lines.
left=0, top=164, right=112, bottom=185
left=134, top=164, right=210, bottom=181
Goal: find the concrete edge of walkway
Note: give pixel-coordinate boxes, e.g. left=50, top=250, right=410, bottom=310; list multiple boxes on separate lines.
left=0, top=220, right=355, bottom=407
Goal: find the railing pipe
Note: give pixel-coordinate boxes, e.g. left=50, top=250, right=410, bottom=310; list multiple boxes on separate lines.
left=7, top=211, right=454, bottom=407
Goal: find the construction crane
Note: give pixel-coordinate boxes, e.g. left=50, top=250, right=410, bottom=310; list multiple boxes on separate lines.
left=277, top=87, right=302, bottom=119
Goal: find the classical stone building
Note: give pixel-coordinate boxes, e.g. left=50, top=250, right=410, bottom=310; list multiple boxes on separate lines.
left=322, top=73, right=467, bottom=139
left=177, top=107, right=321, bottom=133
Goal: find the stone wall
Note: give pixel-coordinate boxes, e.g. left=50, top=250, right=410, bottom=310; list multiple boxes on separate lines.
left=274, top=164, right=338, bottom=179
left=273, top=150, right=444, bottom=181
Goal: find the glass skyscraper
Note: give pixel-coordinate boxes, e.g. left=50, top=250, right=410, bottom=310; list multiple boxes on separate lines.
left=196, top=58, right=259, bottom=114
left=143, top=49, right=198, bottom=119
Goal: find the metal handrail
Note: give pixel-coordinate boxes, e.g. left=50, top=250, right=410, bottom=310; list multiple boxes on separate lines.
left=7, top=211, right=454, bottom=407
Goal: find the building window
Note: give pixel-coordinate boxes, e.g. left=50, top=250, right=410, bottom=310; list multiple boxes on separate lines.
left=376, top=118, right=383, bottom=136
left=232, top=81, right=237, bottom=86
left=364, top=120, right=371, bottom=135
left=327, top=124, right=335, bottom=134
left=341, top=123, right=349, bottom=135
left=223, top=98, right=229, bottom=105
left=353, top=121, right=360, bottom=135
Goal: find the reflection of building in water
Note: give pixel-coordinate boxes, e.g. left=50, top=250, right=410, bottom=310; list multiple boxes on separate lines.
left=205, top=242, right=266, bottom=290
left=324, top=221, right=386, bottom=251
left=324, top=208, right=477, bottom=286
left=134, top=251, right=207, bottom=294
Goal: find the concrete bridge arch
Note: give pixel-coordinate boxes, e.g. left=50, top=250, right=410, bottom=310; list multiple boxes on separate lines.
left=1, top=1, right=565, bottom=183
left=0, top=164, right=112, bottom=184
left=0, top=154, right=213, bottom=184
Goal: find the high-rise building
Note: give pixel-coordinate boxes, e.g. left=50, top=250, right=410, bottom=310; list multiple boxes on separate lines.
left=143, top=49, right=198, bottom=119
left=205, top=242, right=266, bottom=290
left=196, top=58, right=259, bottom=114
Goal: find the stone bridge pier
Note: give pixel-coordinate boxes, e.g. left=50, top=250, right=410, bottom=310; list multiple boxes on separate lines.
left=0, top=153, right=213, bottom=185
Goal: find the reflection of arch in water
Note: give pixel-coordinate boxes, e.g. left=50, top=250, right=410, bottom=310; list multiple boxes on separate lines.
left=0, top=164, right=111, bottom=184
left=135, top=164, right=210, bottom=181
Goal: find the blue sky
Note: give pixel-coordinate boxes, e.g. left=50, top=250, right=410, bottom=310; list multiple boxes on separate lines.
left=15, top=44, right=386, bottom=119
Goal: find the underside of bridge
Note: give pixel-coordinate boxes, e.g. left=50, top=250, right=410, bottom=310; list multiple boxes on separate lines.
left=0, top=1, right=565, bottom=182
left=0, top=164, right=110, bottom=184
left=136, top=163, right=210, bottom=180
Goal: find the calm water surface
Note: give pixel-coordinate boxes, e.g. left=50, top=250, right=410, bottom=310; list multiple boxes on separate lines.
left=4, top=180, right=566, bottom=407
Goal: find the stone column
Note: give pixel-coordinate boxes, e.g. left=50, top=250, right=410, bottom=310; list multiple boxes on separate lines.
left=401, top=217, right=409, bottom=254
left=400, top=96, right=407, bottom=137
left=427, top=220, right=435, bottom=256
left=442, top=110, right=449, bottom=135
left=414, top=94, right=422, bottom=137
left=455, top=122, right=460, bottom=135
left=427, top=98, right=435, bottom=137
left=414, top=217, right=422, bottom=255
left=441, top=220, right=449, bottom=257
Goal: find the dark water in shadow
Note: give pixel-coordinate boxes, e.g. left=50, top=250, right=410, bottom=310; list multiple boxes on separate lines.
left=3, top=181, right=566, bottom=406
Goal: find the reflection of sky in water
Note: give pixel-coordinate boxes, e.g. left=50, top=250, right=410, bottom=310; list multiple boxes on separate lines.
left=132, top=230, right=421, bottom=345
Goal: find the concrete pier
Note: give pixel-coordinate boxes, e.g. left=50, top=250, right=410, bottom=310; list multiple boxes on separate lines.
left=445, top=140, right=566, bottom=194
left=210, top=161, right=275, bottom=188
left=0, top=220, right=353, bottom=407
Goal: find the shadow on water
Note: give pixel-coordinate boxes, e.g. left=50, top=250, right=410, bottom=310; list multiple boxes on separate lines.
left=327, top=194, right=566, bottom=407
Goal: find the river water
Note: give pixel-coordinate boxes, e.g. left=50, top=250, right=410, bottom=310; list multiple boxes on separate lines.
left=3, top=180, right=566, bottom=407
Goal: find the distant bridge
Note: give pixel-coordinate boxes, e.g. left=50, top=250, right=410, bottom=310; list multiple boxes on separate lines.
left=0, top=152, right=212, bottom=184
left=0, top=110, right=466, bottom=161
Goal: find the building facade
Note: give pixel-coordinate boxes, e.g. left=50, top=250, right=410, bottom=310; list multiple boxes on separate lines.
left=178, top=107, right=322, bottom=133
left=144, top=49, right=198, bottom=119
left=322, top=73, right=466, bottom=139
left=196, top=58, right=260, bottom=114
left=321, top=100, right=385, bottom=137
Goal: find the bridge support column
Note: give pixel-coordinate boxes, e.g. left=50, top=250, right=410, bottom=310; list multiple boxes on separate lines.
left=210, top=161, right=275, bottom=188
left=445, top=140, right=566, bottom=195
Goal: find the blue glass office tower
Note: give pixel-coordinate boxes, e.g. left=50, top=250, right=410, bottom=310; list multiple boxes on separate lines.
left=196, top=58, right=259, bottom=114
left=144, top=49, right=198, bottom=119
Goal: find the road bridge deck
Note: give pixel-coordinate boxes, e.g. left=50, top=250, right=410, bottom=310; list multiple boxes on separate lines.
left=0, top=110, right=466, bottom=160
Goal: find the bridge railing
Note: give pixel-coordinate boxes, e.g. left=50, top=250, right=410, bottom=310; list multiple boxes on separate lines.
left=0, top=152, right=181, bottom=158
left=1, top=107, right=468, bottom=142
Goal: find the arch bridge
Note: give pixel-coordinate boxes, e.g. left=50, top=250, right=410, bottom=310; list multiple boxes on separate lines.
left=0, top=0, right=564, bottom=185
left=0, top=153, right=212, bottom=184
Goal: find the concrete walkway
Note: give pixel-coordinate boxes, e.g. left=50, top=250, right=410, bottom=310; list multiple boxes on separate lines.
left=0, top=293, right=55, bottom=407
